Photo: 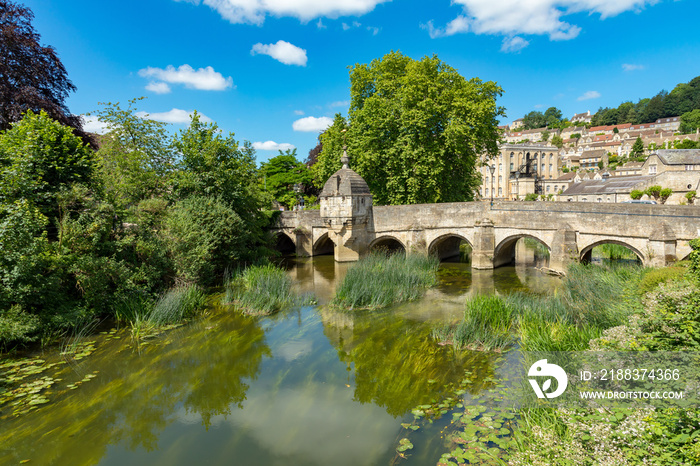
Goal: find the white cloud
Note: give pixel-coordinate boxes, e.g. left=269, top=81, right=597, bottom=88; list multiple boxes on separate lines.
left=367, top=26, right=380, bottom=35
left=145, top=81, right=171, bottom=94
left=500, top=35, right=529, bottom=52
left=81, top=115, right=111, bottom=135
left=578, top=90, right=601, bottom=101
left=316, top=18, right=326, bottom=29
left=342, top=22, right=351, bottom=30
left=251, top=40, right=307, bottom=66
left=426, top=0, right=659, bottom=41
left=293, top=116, right=333, bottom=132
left=138, top=64, right=233, bottom=91
left=329, top=100, right=350, bottom=108
left=622, top=63, right=645, bottom=71
left=294, top=110, right=305, bottom=115
left=252, top=141, right=296, bottom=151
left=179, top=0, right=390, bottom=26
left=135, top=109, right=213, bottom=124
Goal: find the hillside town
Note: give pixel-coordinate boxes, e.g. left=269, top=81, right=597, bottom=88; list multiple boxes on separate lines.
left=480, top=112, right=700, bottom=204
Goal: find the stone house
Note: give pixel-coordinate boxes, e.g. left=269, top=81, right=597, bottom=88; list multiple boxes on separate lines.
left=480, top=143, right=559, bottom=200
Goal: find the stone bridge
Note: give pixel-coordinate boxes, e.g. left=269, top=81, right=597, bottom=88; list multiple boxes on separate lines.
left=271, top=201, right=700, bottom=273
left=271, top=150, right=700, bottom=273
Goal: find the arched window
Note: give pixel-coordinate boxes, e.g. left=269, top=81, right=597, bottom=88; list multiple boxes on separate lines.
left=498, top=175, right=502, bottom=183
left=546, top=185, right=550, bottom=192
left=498, top=187, right=502, bottom=195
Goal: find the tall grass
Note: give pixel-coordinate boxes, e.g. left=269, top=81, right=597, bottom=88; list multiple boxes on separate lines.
left=223, top=264, right=310, bottom=315
left=435, top=263, right=644, bottom=352
left=115, top=286, right=207, bottom=338
left=432, top=295, right=514, bottom=351
left=331, top=252, right=439, bottom=309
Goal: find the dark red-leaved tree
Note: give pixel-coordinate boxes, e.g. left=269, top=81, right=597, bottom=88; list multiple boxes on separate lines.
left=0, top=1, right=91, bottom=143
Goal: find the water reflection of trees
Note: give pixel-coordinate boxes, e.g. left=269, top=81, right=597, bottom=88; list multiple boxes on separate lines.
left=321, top=309, right=498, bottom=418
left=0, top=310, right=270, bottom=465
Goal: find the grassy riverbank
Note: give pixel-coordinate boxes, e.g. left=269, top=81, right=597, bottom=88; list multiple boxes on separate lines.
left=428, top=255, right=700, bottom=465
left=331, top=252, right=439, bottom=309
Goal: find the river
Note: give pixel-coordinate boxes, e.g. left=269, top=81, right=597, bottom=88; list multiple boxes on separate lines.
left=0, top=244, right=560, bottom=466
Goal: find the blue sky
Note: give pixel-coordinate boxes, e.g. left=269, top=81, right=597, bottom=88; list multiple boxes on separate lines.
left=20, top=0, right=700, bottom=164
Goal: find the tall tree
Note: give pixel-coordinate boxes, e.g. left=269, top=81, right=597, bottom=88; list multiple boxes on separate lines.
left=329, top=52, right=504, bottom=205
left=544, top=107, right=562, bottom=127
left=522, top=111, right=546, bottom=129
left=631, top=136, right=645, bottom=158
left=90, top=99, right=174, bottom=210
left=259, top=149, right=314, bottom=209
left=0, top=1, right=88, bottom=141
left=311, top=113, right=348, bottom=187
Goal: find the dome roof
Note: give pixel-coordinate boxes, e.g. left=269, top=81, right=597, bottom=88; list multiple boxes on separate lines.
left=319, top=149, right=371, bottom=197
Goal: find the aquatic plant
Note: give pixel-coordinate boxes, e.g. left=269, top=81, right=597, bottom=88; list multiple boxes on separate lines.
left=331, top=252, right=439, bottom=309
left=432, top=295, right=515, bottom=351
left=124, top=285, right=206, bottom=339
left=223, top=264, right=311, bottom=315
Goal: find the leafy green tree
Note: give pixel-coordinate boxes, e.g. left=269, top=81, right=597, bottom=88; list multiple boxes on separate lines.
left=90, top=98, right=174, bottom=210
left=163, top=195, right=246, bottom=286
left=631, top=136, right=645, bottom=158
left=550, top=135, right=564, bottom=149
left=171, top=112, right=269, bottom=258
left=659, top=188, right=672, bottom=204
left=540, top=130, right=550, bottom=142
left=522, top=111, right=546, bottom=130
left=544, top=107, right=562, bottom=127
left=524, top=193, right=539, bottom=201
left=686, top=190, right=696, bottom=205
left=312, top=113, right=348, bottom=187
left=645, top=185, right=662, bottom=202
left=0, top=110, right=95, bottom=227
left=680, top=109, right=700, bottom=134
left=259, top=149, right=315, bottom=209
left=630, top=189, right=644, bottom=200
left=330, top=51, right=504, bottom=205
left=674, top=139, right=698, bottom=149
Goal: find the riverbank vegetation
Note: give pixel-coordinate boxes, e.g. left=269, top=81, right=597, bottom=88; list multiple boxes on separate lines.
left=222, top=264, right=314, bottom=315
left=0, top=104, right=281, bottom=352
left=428, top=247, right=700, bottom=465
left=331, top=252, right=439, bottom=309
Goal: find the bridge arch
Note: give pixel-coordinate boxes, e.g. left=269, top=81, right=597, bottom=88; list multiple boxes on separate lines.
left=579, top=240, right=644, bottom=264
left=273, top=232, right=296, bottom=255
left=493, top=234, right=550, bottom=268
left=369, top=236, right=406, bottom=254
left=313, top=232, right=335, bottom=256
left=428, top=234, right=472, bottom=262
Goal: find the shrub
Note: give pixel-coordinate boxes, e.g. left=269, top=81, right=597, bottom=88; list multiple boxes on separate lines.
left=163, top=195, right=246, bottom=286
left=645, top=185, right=662, bottom=201
left=638, top=266, right=687, bottom=295
left=524, top=193, right=539, bottom=201
left=686, top=190, right=697, bottom=205
left=659, top=187, right=672, bottom=204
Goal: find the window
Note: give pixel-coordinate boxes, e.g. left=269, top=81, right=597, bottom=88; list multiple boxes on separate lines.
left=498, top=187, right=502, bottom=195
left=485, top=188, right=489, bottom=195
left=541, top=163, right=545, bottom=172
left=686, top=165, right=695, bottom=171
left=582, top=198, right=587, bottom=202
left=510, top=163, right=514, bottom=170
left=649, top=165, right=657, bottom=175
left=499, top=163, right=503, bottom=172
left=549, top=164, right=552, bottom=172
left=498, top=175, right=502, bottom=183
left=546, top=185, right=550, bottom=192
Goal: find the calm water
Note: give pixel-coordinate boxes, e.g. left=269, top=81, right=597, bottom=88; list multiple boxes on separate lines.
left=0, top=247, right=560, bottom=466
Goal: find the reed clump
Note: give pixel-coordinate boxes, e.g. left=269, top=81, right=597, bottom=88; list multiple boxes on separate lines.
left=223, top=264, right=312, bottom=315
left=116, top=285, right=207, bottom=339
left=331, top=252, right=439, bottom=309
left=435, top=263, right=644, bottom=352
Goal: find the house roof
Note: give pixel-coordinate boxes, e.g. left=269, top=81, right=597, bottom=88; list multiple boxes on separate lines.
left=562, top=175, right=652, bottom=195
left=656, top=149, right=700, bottom=165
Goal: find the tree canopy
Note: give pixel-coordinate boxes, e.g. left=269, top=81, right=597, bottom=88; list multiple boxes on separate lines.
left=590, top=75, right=700, bottom=128
left=259, top=149, right=314, bottom=209
left=0, top=1, right=88, bottom=141
left=314, top=51, right=505, bottom=205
